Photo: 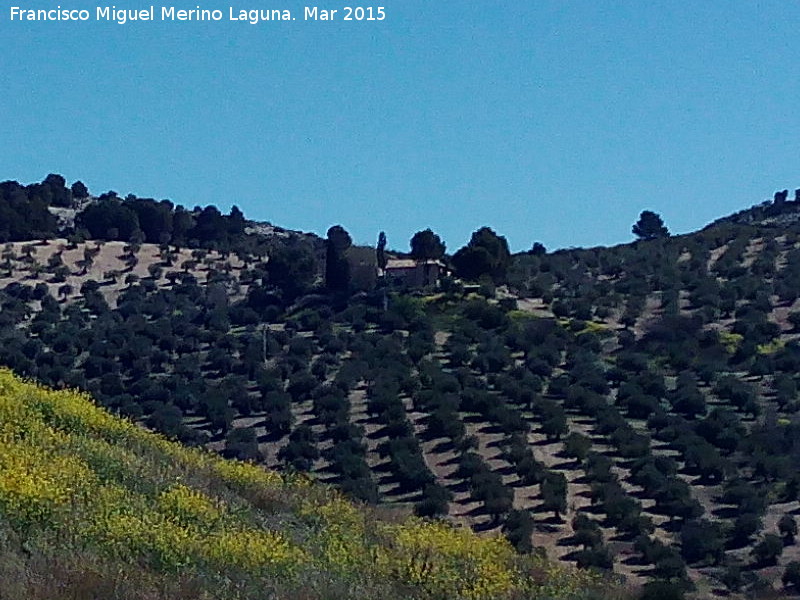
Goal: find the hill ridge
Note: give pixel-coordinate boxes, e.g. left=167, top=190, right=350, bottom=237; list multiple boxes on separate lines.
left=7, top=173, right=800, bottom=598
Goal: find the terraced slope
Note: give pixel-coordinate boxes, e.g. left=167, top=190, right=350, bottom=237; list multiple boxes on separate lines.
left=0, top=369, right=611, bottom=600
left=5, top=191, right=800, bottom=598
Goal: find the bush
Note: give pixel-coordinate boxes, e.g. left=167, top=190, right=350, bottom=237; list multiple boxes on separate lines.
left=415, top=483, right=453, bottom=518
left=780, top=513, right=798, bottom=544
left=751, top=533, right=783, bottom=567
left=502, top=509, right=534, bottom=553
left=563, top=432, right=591, bottom=463
left=540, top=472, right=567, bottom=519
left=680, top=519, right=724, bottom=565
left=223, top=427, right=262, bottom=462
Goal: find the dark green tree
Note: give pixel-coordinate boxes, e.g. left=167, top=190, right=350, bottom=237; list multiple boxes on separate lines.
left=126, top=197, right=174, bottom=243
left=632, top=210, right=669, bottom=240
left=41, top=173, right=72, bottom=207
left=541, top=471, right=568, bottom=519
left=228, top=205, right=246, bottom=237
left=409, top=228, right=446, bottom=263
left=77, top=197, right=140, bottom=241
left=720, top=562, right=743, bottom=593
left=780, top=513, right=798, bottom=545
left=0, top=181, right=58, bottom=241
left=729, top=511, right=762, bottom=547
left=452, top=226, right=512, bottom=283
left=503, top=509, right=534, bottom=553
left=71, top=180, right=89, bottom=198
left=279, top=425, right=319, bottom=472
left=680, top=519, right=724, bottom=565
left=415, top=483, right=453, bottom=518
left=575, top=544, right=614, bottom=571
left=752, top=533, right=783, bottom=566
left=325, top=225, right=352, bottom=292
left=572, top=513, right=602, bottom=549
left=266, top=239, right=317, bottom=300
left=190, top=205, right=226, bottom=246
left=223, top=427, right=262, bottom=461
left=530, top=242, right=546, bottom=256
left=377, top=231, right=388, bottom=271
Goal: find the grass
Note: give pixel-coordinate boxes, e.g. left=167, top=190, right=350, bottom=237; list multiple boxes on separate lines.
left=0, top=368, right=617, bottom=600
left=757, top=338, right=786, bottom=355
left=719, top=331, right=744, bottom=354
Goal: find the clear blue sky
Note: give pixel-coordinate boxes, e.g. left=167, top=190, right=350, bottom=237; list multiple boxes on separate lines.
left=2, top=2, right=799, bottom=252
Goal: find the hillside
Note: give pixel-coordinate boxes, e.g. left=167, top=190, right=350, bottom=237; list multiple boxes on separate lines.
left=4, top=175, right=800, bottom=598
left=0, top=369, right=615, bottom=600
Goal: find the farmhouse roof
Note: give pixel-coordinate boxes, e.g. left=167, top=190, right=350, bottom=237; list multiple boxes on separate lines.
left=386, top=258, right=445, bottom=269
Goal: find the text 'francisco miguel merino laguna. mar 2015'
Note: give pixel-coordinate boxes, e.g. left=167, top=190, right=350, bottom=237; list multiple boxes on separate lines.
left=8, top=5, right=387, bottom=24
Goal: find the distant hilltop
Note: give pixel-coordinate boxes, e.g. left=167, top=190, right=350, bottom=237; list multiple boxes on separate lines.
left=707, top=188, right=800, bottom=229
left=0, top=173, right=319, bottom=252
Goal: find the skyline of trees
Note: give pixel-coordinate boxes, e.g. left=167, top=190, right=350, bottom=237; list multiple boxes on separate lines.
left=0, top=174, right=702, bottom=262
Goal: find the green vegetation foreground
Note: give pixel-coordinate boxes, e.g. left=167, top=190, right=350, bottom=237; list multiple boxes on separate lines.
left=0, top=369, right=610, bottom=600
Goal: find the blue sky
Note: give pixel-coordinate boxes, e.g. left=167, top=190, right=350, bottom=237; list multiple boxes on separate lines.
left=2, top=2, right=799, bottom=252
